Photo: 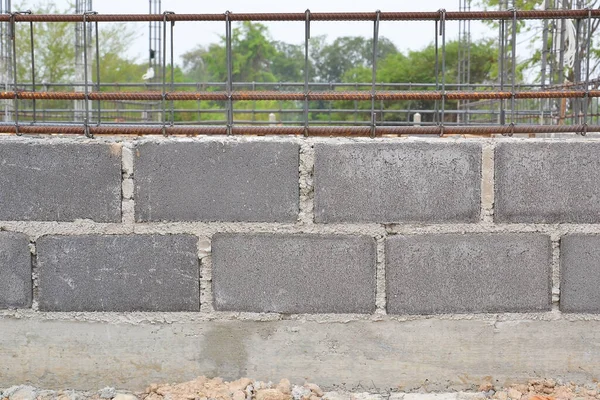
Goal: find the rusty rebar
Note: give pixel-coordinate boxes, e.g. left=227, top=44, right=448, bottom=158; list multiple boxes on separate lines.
left=4, top=90, right=600, bottom=101
left=2, top=10, right=600, bottom=22
left=0, top=124, right=598, bottom=136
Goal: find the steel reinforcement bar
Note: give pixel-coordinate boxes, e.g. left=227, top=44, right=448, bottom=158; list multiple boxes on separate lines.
left=2, top=10, right=600, bottom=22
left=1, top=124, right=598, bottom=136
left=5, top=90, right=600, bottom=101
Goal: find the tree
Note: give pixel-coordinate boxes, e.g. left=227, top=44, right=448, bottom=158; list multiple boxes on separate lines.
left=477, top=0, right=600, bottom=83
left=310, top=35, right=398, bottom=82
left=13, top=0, right=140, bottom=85
left=183, top=22, right=281, bottom=83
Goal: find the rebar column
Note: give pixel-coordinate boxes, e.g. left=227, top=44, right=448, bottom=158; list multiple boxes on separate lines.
left=74, top=0, right=92, bottom=122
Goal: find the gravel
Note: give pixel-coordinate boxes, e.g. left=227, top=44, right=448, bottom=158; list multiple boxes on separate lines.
left=1, top=377, right=600, bottom=400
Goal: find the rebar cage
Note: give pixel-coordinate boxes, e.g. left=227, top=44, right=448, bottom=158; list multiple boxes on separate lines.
left=0, top=8, right=600, bottom=137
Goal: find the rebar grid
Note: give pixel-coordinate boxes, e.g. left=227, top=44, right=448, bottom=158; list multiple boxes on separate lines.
left=0, top=9, right=599, bottom=137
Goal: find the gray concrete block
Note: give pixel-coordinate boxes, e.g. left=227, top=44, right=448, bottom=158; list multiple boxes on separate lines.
left=212, top=233, right=376, bottom=313
left=314, top=142, right=481, bottom=223
left=134, top=141, right=299, bottom=222
left=37, top=234, right=199, bottom=311
left=386, top=234, right=552, bottom=315
left=560, top=234, right=600, bottom=313
left=0, top=142, right=122, bottom=222
left=495, top=142, right=600, bottom=223
left=0, top=232, right=31, bottom=309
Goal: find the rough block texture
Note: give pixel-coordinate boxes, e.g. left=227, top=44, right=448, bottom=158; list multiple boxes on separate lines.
left=495, top=142, right=600, bottom=223
left=560, top=234, right=600, bottom=313
left=0, top=232, right=31, bottom=309
left=134, top=141, right=299, bottom=222
left=212, top=233, right=376, bottom=313
left=37, top=234, right=199, bottom=312
left=386, top=234, right=552, bottom=315
left=0, top=141, right=121, bottom=222
left=314, top=142, right=481, bottom=223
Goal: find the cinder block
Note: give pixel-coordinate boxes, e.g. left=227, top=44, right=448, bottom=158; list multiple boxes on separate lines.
left=37, top=234, right=199, bottom=311
left=386, top=234, right=552, bottom=315
left=0, top=142, right=121, bottom=222
left=560, top=234, right=600, bottom=313
left=212, top=233, right=376, bottom=313
left=314, top=142, right=481, bottom=223
left=134, top=141, right=299, bottom=222
left=0, top=232, right=31, bottom=309
left=495, top=142, right=600, bottom=223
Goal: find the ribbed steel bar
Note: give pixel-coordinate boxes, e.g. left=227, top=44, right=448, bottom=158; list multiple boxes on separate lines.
left=2, top=10, right=600, bottom=22
left=1, top=123, right=599, bottom=136
left=4, top=90, right=600, bottom=101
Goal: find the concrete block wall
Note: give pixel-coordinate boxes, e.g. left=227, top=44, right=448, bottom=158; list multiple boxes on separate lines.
left=3, top=136, right=600, bottom=390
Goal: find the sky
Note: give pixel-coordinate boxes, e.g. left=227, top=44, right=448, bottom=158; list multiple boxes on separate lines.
left=49, top=0, right=495, bottom=65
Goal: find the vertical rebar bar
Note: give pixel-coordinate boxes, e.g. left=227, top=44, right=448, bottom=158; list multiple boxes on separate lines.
left=540, top=0, right=550, bottom=124
left=95, top=20, right=100, bottom=125
left=440, top=8, right=446, bottom=134
left=304, top=9, right=310, bottom=136
left=574, top=17, right=581, bottom=121
left=10, top=13, right=18, bottom=134
left=434, top=19, right=439, bottom=124
left=161, top=11, right=167, bottom=135
left=170, top=13, right=174, bottom=125
left=371, top=10, right=380, bottom=137
left=499, top=18, right=505, bottom=125
left=225, top=11, right=233, bottom=135
left=29, top=19, right=35, bottom=123
left=510, top=7, right=517, bottom=132
left=583, top=7, right=592, bottom=134
left=83, top=12, right=90, bottom=137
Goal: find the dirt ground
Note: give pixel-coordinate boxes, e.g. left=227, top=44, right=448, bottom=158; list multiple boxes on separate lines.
left=2, top=377, right=600, bottom=400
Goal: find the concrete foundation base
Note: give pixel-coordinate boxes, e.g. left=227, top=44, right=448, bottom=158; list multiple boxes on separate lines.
left=1, top=318, right=599, bottom=391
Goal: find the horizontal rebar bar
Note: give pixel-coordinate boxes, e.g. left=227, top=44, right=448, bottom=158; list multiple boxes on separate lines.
left=0, top=124, right=597, bottom=136
left=2, top=10, right=600, bottom=22
left=4, top=90, right=600, bottom=101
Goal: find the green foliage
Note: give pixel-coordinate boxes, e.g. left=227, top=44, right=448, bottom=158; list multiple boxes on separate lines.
left=14, top=0, right=141, bottom=85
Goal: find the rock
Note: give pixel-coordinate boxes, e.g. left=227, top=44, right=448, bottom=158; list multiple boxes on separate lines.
left=99, top=387, right=117, bottom=399
left=494, top=391, right=508, bottom=400
left=277, top=380, right=292, bottom=395
left=145, top=384, right=159, bottom=394
left=543, top=380, right=555, bottom=389
left=292, top=386, right=312, bottom=400
left=485, top=391, right=495, bottom=398
left=305, top=384, right=324, bottom=397
left=310, top=396, right=321, bottom=400
left=513, top=386, right=529, bottom=394
left=113, top=394, right=138, bottom=400
left=144, top=394, right=163, bottom=400
left=480, top=383, right=494, bottom=392
left=233, top=391, right=246, bottom=400
left=230, top=379, right=253, bottom=393
left=6, top=386, right=37, bottom=400
left=507, top=389, right=522, bottom=400
left=34, top=390, right=58, bottom=400
left=256, top=389, right=291, bottom=400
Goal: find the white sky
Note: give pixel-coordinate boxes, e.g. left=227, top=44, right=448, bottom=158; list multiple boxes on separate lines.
left=50, top=0, right=495, bottom=65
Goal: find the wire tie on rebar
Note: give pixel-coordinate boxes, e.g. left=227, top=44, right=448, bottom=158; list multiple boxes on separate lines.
left=305, top=9, right=311, bottom=39
left=438, top=9, right=446, bottom=36
left=508, top=122, right=515, bottom=137
left=370, top=112, right=376, bottom=138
